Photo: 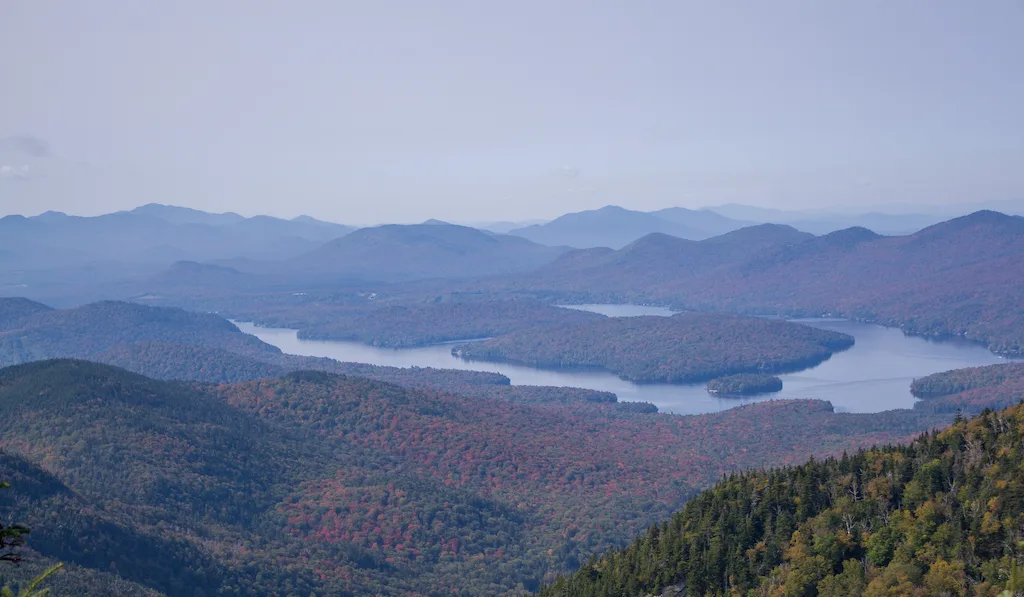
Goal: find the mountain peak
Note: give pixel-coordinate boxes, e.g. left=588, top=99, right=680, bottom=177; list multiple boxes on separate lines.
left=289, top=222, right=567, bottom=281
left=622, top=231, right=694, bottom=251
left=913, top=209, right=1022, bottom=240
left=704, top=223, right=813, bottom=246
left=595, top=205, right=630, bottom=213
left=510, top=206, right=710, bottom=249
left=955, top=209, right=1019, bottom=225
left=128, top=203, right=245, bottom=226
left=820, top=226, right=881, bottom=246
left=0, top=297, right=53, bottom=330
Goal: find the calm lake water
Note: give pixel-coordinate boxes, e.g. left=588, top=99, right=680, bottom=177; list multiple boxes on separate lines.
left=235, top=305, right=1015, bottom=416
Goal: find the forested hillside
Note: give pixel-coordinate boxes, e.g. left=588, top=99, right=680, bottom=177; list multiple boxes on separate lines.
left=540, top=402, right=1024, bottom=597
left=0, top=298, right=51, bottom=331
left=453, top=312, right=853, bottom=383
left=911, top=362, right=1024, bottom=414
left=298, top=300, right=604, bottom=346
left=0, top=360, right=955, bottom=596
left=512, top=211, right=1024, bottom=356
left=0, top=297, right=513, bottom=389
left=706, top=373, right=783, bottom=396
left=0, top=299, right=279, bottom=366
left=913, top=363, right=1024, bottom=399
left=0, top=455, right=165, bottom=597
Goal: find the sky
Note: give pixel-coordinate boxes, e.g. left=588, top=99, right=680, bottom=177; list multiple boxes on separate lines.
left=1, top=1, right=1022, bottom=225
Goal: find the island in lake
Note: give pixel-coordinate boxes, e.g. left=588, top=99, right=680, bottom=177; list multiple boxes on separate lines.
left=452, top=311, right=854, bottom=383
left=706, top=373, right=783, bottom=396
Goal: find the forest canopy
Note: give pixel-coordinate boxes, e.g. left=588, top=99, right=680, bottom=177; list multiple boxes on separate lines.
left=453, top=312, right=853, bottom=383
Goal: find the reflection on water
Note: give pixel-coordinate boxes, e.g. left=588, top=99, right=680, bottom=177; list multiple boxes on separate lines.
left=235, top=315, right=1015, bottom=416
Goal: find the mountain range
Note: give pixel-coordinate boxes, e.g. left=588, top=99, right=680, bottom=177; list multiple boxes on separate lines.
left=507, top=205, right=752, bottom=249
left=4, top=204, right=1023, bottom=360
left=517, top=210, right=1024, bottom=355
left=505, top=200, right=1024, bottom=249
left=704, top=203, right=949, bottom=235
left=6, top=201, right=1022, bottom=306
left=141, top=223, right=571, bottom=299
left=114, top=210, right=1024, bottom=365
left=1, top=242, right=1023, bottom=595
left=0, top=203, right=354, bottom=273
left=276, top=222, right=569, bottom=281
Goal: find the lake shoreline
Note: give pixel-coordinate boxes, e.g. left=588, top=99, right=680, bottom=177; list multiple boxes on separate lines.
left=450, top=345, right=851, bottom=386
left=234, top=311, right=1013, bottom=416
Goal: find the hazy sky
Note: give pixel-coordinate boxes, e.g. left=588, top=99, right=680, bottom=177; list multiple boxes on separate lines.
left=2, top=1, right=1022, bottom=224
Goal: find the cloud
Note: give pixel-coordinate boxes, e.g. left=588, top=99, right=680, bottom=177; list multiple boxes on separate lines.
left=0, top=165, right=33, bottom=179
left=0, top=135, right=51, bottom=158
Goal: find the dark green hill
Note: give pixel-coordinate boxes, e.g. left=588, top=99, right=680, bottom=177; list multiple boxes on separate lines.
left=0, top=360, right=399, bottom=596
left=0, top=449, right=218, bottom=596
left=0, top=359, right=312, bottom=525
left=539, top=401, right=1024, bottom=597
left=94, top=341, right=288, bottom=382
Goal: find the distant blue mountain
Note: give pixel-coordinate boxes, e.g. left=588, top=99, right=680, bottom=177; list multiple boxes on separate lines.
left=509, top=205, right=750, bottom=249
left=0, top=204, right=355, bottom=272
left=288, top=222, right=569, bottom=281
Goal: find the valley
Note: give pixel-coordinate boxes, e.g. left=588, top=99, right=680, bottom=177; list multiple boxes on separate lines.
left=2, top=207, right=1023, bottom=597
left=7, top=10, right=1024, bottom=595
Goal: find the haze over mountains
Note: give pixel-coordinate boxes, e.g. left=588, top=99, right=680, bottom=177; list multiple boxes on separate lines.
left=0, top=203, right=354, bottom=272
left=3, top=203, right=1023, bottom=356
left=7, top=2, right=1024, bottom=594
left=504, top=200, right=1024, bottom=249
left=522, top=210, right=1024, bottom=354
left=507, top=205, right=749, bottom=249
left=279, top=223, right=569, bottom=281
left=5, top=198, right=1020, bottom=279
left=2, top=205, right=1024, bottom=596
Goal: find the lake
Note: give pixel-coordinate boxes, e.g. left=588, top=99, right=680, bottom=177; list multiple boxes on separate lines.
left=235, top=305, right=1015, bottom=416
